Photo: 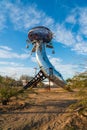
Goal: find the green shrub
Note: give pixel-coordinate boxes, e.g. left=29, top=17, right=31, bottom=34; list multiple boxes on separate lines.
left=0, top=85, right=18, bottom=105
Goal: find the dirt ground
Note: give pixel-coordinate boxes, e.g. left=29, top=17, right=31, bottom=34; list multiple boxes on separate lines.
left=0, top=88, right=87, bottom=130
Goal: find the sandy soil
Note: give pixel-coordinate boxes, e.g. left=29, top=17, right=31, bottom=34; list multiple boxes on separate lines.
left=0, top=88, right=87, bottom=130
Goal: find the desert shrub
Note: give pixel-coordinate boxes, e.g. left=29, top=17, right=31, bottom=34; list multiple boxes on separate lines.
left=66, top=71, right=87, bottom=89
left=69, top=98, right=87, bottom=117
left=70, top=92, right=87, bottom=117
left=35, top=81, right=44, bottom=88
left=68, top=72, right=87, bottom=117
left=0, top=85, right=18, bottom=105
left=0, top=75, right=3, bottom=83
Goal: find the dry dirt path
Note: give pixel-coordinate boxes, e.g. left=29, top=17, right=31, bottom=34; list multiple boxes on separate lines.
left=0, top=88, right=87, bottom=130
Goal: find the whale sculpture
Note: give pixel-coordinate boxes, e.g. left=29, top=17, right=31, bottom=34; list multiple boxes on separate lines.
left=24, top=26, right=66, bottom=89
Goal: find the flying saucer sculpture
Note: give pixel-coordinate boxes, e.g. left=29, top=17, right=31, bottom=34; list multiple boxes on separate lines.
left=24, top=26, right=66, bottom=89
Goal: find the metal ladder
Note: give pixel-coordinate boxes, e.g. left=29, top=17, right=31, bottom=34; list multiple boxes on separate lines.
left=23, top=70, right=46, bottom=89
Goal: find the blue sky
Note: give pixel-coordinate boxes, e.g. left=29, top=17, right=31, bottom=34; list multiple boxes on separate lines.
left=0, top=0, right=87, bottom=79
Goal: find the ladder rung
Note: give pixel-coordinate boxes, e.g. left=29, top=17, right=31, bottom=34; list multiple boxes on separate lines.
left=23, top=70, right=46, bottom=89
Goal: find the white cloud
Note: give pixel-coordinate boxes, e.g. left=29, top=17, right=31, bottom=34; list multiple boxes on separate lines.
left=53, top=7, right=87, bottom=55
left=0, top=61, right=24, bottom=67
left=75, top=34, right=83, bottom=42
left=72, top=42, right=87, bottom=55
left=0, top=45, right=12, bottom=51
left=0, top=66, right=34, bottom=79
left=0, top=1, right=87, bottom=55
left=0, top=1, right=54, bottom=31
left=31, top=57, right=37, bottom=63
left=0, top=46, right=29, bottom=59
left=0, top=1, right=7, bottom=31
left=49, top=57, right=78, bottom=79
left=0, top=56, right=78, bottom=80
left=54, top=24, right=75, bottom=46
left=0, top=14, right=7, bottom=31
left=65, top=7, right=87, bottom=37
left=65, top=14, right=76, bottom=24
left=49, top=57, right=62, bottom=63
left=79, top=8, right=87, bottom=36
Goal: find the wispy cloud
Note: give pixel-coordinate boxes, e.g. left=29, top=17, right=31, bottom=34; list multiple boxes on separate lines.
left=65, top=14, right=76, bottom=24
left=0, top=46, right=29, bottom=59
left=0, top=66, right=34, bottom=79
left=0, top=61, right=24, bottom=67
left=78, top=8, right=87, bottom=36
left=53, top=7, right=87, bottom=55
left=0, top=56, right=78, bottom=79
left=0, top=1, right=54, bottom=31
left=0, top=1, right=7, bottom=31
left=31, top=57, right=37, bottom=63
left=54, top=24, right=75, bottom=46
left=0, top=14, right=7, bottom=31
left=0, top=1, right=87, bottom=55
left=0, top=45, right=12, bottom=51
left=49, top=57, right=79, bottom=79
left=72, top=42, right=87, bottom=55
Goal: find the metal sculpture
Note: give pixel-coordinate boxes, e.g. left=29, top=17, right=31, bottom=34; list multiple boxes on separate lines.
left=24, top=26, right=66, bottom=89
